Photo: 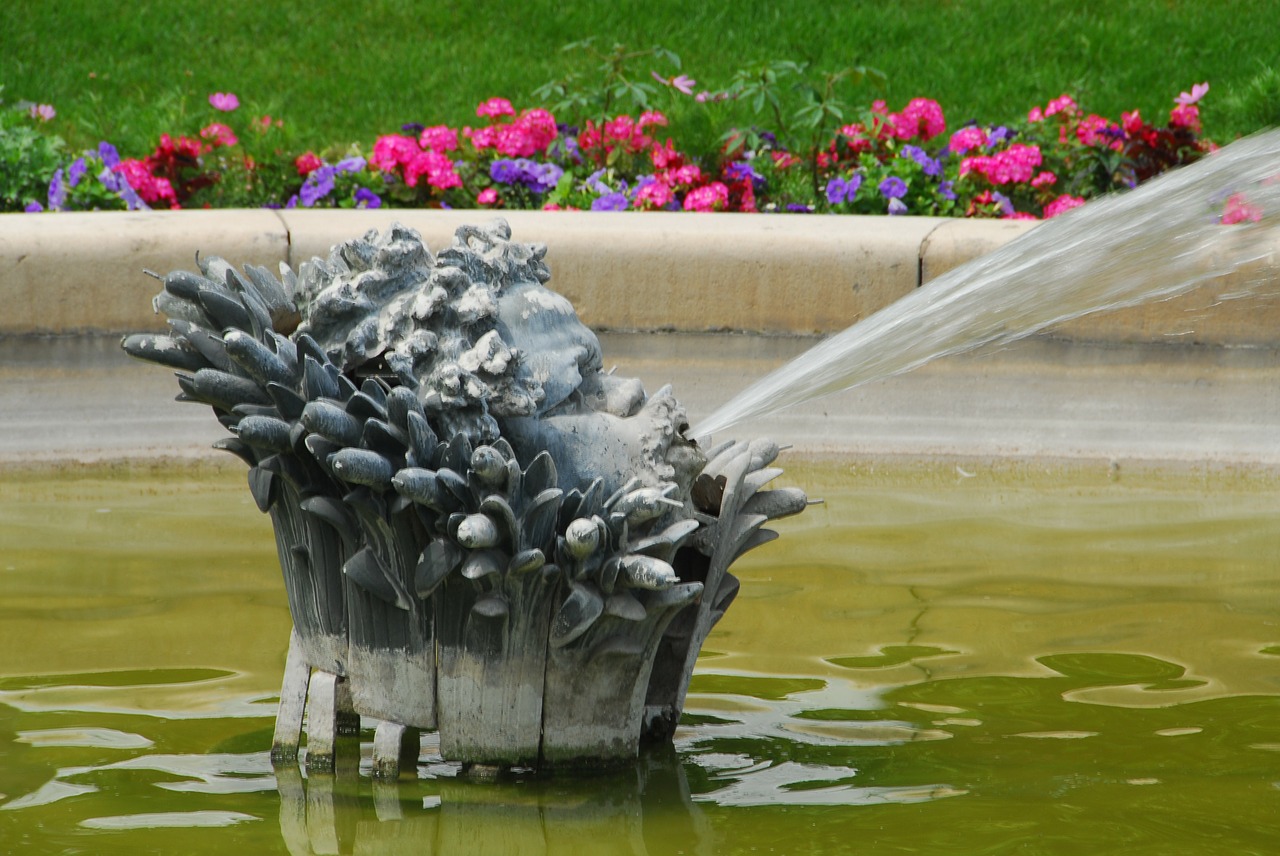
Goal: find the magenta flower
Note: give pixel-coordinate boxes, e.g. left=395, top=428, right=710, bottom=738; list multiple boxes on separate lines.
left=476, top=97, right=515, bottom=118
left=948, top=126, right=988, bottom=154
left=419, top=125, right=459, bottom=153
left=1176, top=82, right=1209, bottom=106
left=208, top=92, right=239, bottom=112
left=477, top=187, right=499, bottom=206
left=634, top=180, right=674, bottom=210
left=682, top=182, right=729, bottom=212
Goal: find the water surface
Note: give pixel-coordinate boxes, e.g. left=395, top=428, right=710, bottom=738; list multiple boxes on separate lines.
left=2, top=462, right=1278, bottom=854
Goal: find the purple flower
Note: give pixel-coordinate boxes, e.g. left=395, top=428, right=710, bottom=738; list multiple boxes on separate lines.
left=490, top=159, right=517, bottom=184
left=825, top=174, right=862, bottom=206
left=591, top=191, right=629, bottom=211
left=901, top=145, right=943, bottom=177
left=67, top=157, right=87, bottom=187
left=353, top=187, right=382, bottom=209
left=97, top=141, right=121, bottom=168
left=24, top=201, right=43, bottom=213
left=991, top=191, right=1014, bottom=217
left=98, top=162, right=147, bottom=210
left=725, top=161, right=763, bottom=183
left=209, top=92, right=240, bottom=112
left=988, top=126, right=1012, bottom=144
left=887, top=197, right=908, bottom=215
left=784, top=203, right=814, bottom=213
left=879, top=176, right=908, bottom=199
left=825, top=177, right=848, bottom=205
left=335, top=156, right=366, bottom=173
left=299, top=165, right=336, bottom=207
left=938, top=180, right=956, bottom=201
left=401, top=122, right=426, bottom=135
left=585, top=168, right=611, bottom=195
left=47, top=168, right=67, bottom=211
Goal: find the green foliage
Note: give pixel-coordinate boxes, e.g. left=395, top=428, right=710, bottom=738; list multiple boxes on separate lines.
left=0, top=93, right=65, bottom=212
left=533, top=40, right=681, bottom=127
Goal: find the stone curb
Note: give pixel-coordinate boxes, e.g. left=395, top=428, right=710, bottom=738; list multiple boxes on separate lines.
left=2, top=209, right=1278, bottom=345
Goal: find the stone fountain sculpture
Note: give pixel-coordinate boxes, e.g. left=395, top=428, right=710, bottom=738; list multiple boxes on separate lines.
left=123, top=219, right=806, bottom=774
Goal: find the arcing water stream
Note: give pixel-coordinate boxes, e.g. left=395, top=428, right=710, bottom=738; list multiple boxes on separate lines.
left=694, top=130, right=1280, bottom=438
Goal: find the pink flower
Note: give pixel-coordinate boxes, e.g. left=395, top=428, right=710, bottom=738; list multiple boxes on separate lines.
left=666, top=164, right=703, bottom=186
left=370, top=134, right=421, bottom=172
left=961, top=144, right=1042, bottom=185
left=295, top=152, right=323, bottom=176
left=513, top=108, right=557, bottom=153
left=1076, top=114, right=1120, bottom=149
left=419, top=125, right=459, bottom=152
left=1004, top=211, right=1039, bottom=221
left=682, top=182, right=729, bottom=212
left=209, top=92, right=239, bottom=112
left=652, top=71, right=696, bottom=95
left=1027, top=106, right=1045, bottom=123
left=1170, top=103, right=1201, bottom=132
left=405, top=150, right=461, bottom=190
left=1044, top=194, right=1086, bottom=218
left=960, top=155, right=985, bottom=178
left=637, top=110, right=668, bottom=130
left=200, top=122, right=238, bottom=148
left=476, top=97, right=515, bottom=118
left=28, top=103, right=55, bottom=122
left=114, top=159, right=177, bottom=206
left=949, top=126, right=988, bottom=154
left=1176, top=82, right=1209, bottom=106
left=604, top=115, right=636, bottom=142
left=1221, top=192, right=1262, bottom=225
left=477, top=187, right=499, bottom=206
left=650, top=140, right=682, bottom=170
left=889, top=98, right=945, bottom=141
left=1044, top=94, right=1078, bottom=118
left=1031, top=171, right=1057, bottom=189
left=467, top=124, right=499, bottom=150
left=492, top=124, right=537, bottom=157
left=634, top=180, right=674, bottom=210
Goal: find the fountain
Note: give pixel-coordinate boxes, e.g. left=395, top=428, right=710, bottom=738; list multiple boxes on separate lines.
left=121, top=218, right=809, bottom=774
left=116, top=128, right=1280, bottom=782
left=696, top=129, right=1280, bottom=437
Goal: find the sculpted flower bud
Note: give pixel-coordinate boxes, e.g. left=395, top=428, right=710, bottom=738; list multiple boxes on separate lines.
left=565, top=518, right=600, bottom=559
left=470, top=445, right=507, bottom=483
left=457, top=514, right=500, bottom=549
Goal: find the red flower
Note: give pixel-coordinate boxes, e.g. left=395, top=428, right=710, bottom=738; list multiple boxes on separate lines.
left=295, top=152, right=323, bottom=177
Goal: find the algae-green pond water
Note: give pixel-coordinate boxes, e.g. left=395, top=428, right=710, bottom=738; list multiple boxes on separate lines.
left=1, top=461, right=1279, bottom=855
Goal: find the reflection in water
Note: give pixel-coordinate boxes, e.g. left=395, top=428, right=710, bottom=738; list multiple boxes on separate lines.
left=2, top=465, right=1280, bottom=853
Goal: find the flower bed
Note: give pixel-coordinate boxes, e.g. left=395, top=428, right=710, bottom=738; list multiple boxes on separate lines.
left=2, top=80, right=1223, bottom=221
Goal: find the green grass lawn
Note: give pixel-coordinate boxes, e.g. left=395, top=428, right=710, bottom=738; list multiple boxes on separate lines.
left=3, top=0, right=1278, bottom=156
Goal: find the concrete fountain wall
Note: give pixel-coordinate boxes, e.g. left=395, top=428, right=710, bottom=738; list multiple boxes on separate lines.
left=3, top=210, right=1280, bottom=471
left=4, top=209, right=1280, bottom=345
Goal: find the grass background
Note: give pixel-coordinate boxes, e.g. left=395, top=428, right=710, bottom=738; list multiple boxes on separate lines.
left=3, top=0, right=1279, bottom=156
